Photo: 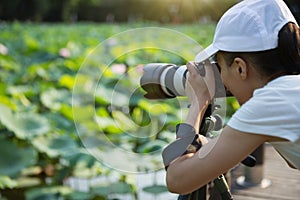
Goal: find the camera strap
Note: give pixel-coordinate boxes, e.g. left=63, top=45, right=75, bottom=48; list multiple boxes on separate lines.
left=162, top=123, right=202, bottom=170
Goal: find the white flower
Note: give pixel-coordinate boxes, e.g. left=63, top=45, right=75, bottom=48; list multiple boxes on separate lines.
left=59, top=48, right=71, bottom=58
left=0, top=43, right=8, bottom=55
left=111, top=63, right=127, bottom=74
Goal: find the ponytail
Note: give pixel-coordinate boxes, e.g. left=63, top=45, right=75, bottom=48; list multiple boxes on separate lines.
left=278, top=22, right=300, bottom=75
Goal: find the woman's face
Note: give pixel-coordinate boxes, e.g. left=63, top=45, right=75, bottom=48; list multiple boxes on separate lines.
left=216, top=52, right=252, bottom=105
left=216, top=52, right=234, bottom=93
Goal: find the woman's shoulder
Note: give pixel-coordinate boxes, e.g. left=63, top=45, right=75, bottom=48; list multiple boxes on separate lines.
left=228, top=75, right=300, bottom=142
left=255, top=75, right=300, bottom=94
left=251, top=75, right=300, bottom=104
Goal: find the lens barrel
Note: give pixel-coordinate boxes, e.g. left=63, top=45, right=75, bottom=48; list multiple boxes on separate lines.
left=140, top=62, right=230, bottom=99
left=140, top=63, right=187, bottom=99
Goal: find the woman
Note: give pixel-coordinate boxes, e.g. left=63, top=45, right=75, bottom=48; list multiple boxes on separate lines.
left=165, top=0, right=300, bottom=195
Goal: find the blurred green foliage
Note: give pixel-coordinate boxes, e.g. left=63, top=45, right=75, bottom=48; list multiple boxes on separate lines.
left=0, top=22, right=238, bottom=199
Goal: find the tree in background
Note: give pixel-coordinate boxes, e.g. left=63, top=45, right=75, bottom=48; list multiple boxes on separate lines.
left=0, top=0, right=101, bottom=22
left=1, top=0, right=299, bottom=23
left=0, top=0, right=238, bottom=23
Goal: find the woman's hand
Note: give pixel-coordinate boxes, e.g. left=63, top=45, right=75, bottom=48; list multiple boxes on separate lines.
left=185, top=61, right=215, bottom=107
left=184, top=61, right=216, bottom=131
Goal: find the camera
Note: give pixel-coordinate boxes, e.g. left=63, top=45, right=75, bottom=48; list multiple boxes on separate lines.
left=140, top=61, right=229, bottom=99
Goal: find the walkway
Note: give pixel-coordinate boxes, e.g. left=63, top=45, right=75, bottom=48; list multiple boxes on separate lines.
left=231, top=144, right=300, bottom=200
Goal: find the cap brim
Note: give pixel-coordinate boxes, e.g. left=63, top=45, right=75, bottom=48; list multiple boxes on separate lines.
left=194, top=44, right=218, bottom=63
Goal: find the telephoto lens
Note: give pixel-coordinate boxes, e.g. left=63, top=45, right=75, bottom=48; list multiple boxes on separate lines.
left=140, top=63, right=186, bottom=99
left=140, top=63, right=206, bottom=99
left=140, top=61, right=231, bottom=99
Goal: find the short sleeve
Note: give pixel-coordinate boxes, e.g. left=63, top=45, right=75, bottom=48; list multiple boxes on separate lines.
left=227, top=82, right=300, bottom=142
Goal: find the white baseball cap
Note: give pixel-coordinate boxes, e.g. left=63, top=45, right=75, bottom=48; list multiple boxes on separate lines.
left=195, top=0, right=298, bottom=63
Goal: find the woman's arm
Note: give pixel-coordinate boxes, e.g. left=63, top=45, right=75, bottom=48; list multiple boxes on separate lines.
left=166, top=61, right=269, bottom=194
left=166, top=126, right=270, bottom=194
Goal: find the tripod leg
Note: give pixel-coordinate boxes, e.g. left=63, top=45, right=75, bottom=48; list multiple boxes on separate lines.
left=178, top=185, right=207, bottom=200
left=213, top=175, right=233, bottom=200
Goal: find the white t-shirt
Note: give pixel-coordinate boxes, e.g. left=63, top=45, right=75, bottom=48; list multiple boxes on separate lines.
left=227, top=75, right=300, bottom=169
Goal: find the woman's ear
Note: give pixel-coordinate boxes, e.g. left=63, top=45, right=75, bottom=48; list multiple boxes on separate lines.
left=233, top=57, right=248, bottom=80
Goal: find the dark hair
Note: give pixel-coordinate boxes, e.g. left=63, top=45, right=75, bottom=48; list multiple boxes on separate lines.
left=221, top=22, right=300, bottom=78
left=278, top=22, right=300, bottom=74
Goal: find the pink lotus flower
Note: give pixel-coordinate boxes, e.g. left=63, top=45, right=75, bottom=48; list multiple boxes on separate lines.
left=0, top=43, right=8, bottom=55
left=111, top=63, right=127, bottom=74
left=59, top=48, right=71, bottom=58
left=136, top=64, right=144, bottom=74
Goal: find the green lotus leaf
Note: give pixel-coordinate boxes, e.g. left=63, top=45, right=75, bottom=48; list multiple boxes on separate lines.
left=64, top=191, right=95, bottom=200
left=16, top=177, right=41, bottom=188
left=7, top=85, right=35, bottom=97
left=0, top=139, right=37, bottom=178
left=64, top=149, right=97, bottom=168
left=72, top=161, right=100, bottom=178
left=0, top=82, right=7, bottom=95
left=0, top=95, right=17, bottom=110
left=0, top=176, right=18, bottom=189
left=0, top=104, right=14, bottom=127
left=110, top=182, right=133, bottom=194
left=95, top=86, right=130, bottom=107
left=111, top=110, right=138, bottom=132
left=136, top=140, right=168, bottom=153
left=44, top=112, right=76, bottom=134
left=90, top=184, right=109, bottom=196
left=12, top=113, right=50, bottom=139
left=138, top=99, right=173, bottom=116
left=59, top=74, right=75, bottom=89
left=72, top=105, right=95, bottom=122
left=41, top=89, right=72, bottom=111
left=94, top=115, right=122, bottom=134
left=91, top=182, right=133, bottom=196
left=32, top=135, right=79, bottom=158
left=25, top=186, right=72, bottom=200
left=142, top=184, right=168, bottom=194
left=0, top=104, right=50, bottom=139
